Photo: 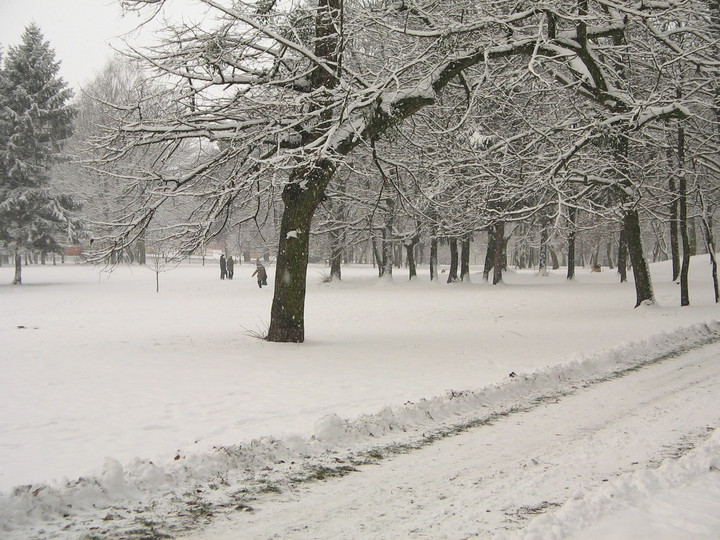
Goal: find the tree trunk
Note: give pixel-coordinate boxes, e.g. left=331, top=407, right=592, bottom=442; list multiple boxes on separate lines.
left=13, top=250, right=22, bottom=285
left=372, top=237, right=382, bottom=277
left=447, top=238, right=459, bottom=283
left=669, top=177, right=680, bottom=281
left=136, top=234, right=147, bottom=265
left=677, top=122, right=690, bottom=306
left=538, top=226, right=549, bottom=276
left=701, top=211, right=719, bottom=303
left=382, top=227, right=393, bottom=278
left=267, top=163, right=334, bottom=343
left=483, top=226, right=496, bottom=282
left=430, top=236, right=438, bottom=281
left=380, top=197, right=395, bottom=278
left=617, top=227, right=628, bottom=282
left=567, top=206, right=577, bottom=280
left=405, top=235, right=420, bottom=280
left=550, top=247, right=560, bottom=270
left=460, top=236, right=470, bottom=281
left=492, top=222, right=505, bottom=285
left=329, top=229, right=342, bottom=281
left=624, top=209, right=655, bottom=306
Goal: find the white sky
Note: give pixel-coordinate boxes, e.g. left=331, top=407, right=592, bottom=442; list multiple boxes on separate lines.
left=0, top=0, right=208, bottom=92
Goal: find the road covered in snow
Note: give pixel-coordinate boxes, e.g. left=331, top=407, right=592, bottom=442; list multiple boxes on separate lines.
left=184, top=334, right=720, bottom=540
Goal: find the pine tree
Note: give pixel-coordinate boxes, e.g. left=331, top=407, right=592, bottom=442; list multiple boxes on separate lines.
left=0, top=24, right=80, bottom=284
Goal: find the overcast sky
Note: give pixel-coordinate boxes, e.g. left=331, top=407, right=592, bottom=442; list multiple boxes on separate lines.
left=0, top=0, right=207, bottom=92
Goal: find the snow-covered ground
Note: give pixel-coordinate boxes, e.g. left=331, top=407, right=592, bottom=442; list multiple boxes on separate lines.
left=1, top=257, right=719, bottom=538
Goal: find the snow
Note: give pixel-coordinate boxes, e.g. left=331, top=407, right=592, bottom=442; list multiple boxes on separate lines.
left=1, top=257, right=719, bottom=538
left=532, top=429, right=720, bottom=539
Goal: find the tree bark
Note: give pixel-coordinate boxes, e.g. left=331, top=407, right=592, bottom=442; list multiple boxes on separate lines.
left=136, top=234, right=147, bottom=265
left=492, top=222, right=505, bottom=285
left=550, top=247, right=560, bottom=270
left=267, top=163, right=335, bottom=343
left=623, top=209, right=654, bottom=306
left=617, top=227, right=628, bottom=282
left=430, top=236, right=438, bottom=281
left=538, top=225, right=549, bottom=276
left=329, top=229, right=342, bottom=281
left=460, top=236, right=471, bottom=281
left=371, top=237, right=382, bottom=277
left=483, top=226, right=496, bottom=282
left=605, top=242, right=614, bottom=269
left=669, top=177, right=680, bottom=281
left=567, top=206, right=577, bottom=280
left=382, top=228, right=393, bottom=278
left=447, top=238, right=459, bottom=283
left=700, top=210, right=719, bottom=303
left=13, top=250, right=22, bottom=285
left=678, top=125, right=691, bottom=306
left=405, top=234, right=420, bottom=280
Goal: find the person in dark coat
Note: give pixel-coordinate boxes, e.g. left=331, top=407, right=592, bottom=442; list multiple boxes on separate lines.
left=219, top=254, right=227, bottom=280
left=227, top=256, right=235, bottom=279
left=252, top=260, right=268, bottom=288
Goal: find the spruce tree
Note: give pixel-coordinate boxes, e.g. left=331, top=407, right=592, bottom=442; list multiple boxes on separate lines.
left=0, top=24, right=80, bottom=284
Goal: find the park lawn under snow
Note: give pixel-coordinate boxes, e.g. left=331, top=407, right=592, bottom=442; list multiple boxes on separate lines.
left=1, top=256, right=719, bottom=538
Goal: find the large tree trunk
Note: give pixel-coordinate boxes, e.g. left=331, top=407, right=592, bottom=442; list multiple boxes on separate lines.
left=447, top=238, right=459, bottom=283
left=567, top=206, right=577, bottom=280
left=13, top=250, right=22, bottom=285
left=267, top=0, right=341, bottom=342
left=267, top=163, right=334, bottom=343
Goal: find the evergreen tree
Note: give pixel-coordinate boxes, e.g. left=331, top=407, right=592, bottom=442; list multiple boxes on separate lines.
left=0, top=24, right=80, bottom=284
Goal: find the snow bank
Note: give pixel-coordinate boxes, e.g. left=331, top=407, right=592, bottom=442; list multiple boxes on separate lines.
left=520, top=430, right=720, bottom=539
left=2, top=321, right=719, bottom=538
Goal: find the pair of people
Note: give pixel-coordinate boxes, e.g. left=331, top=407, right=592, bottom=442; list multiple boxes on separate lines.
left=219, top=255, right=235, bottom=279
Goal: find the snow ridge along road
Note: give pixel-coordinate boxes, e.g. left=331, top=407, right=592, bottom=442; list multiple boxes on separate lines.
left=3, top=321, right=720, bottom=539
left=183, top=322, right=720, bottom=540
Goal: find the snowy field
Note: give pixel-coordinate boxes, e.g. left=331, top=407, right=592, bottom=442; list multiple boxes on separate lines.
left=1, top=257, right=719, bottom=538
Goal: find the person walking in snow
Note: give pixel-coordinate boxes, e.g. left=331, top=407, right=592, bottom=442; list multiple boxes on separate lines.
left=219, top=254, right=227, bottom=280
left=227, top=255, right=235, bottom=279
left=252, top=260, right=268, bottom=288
